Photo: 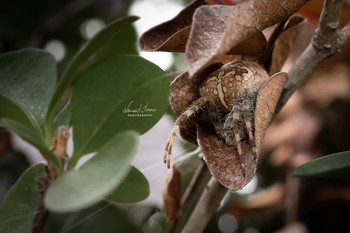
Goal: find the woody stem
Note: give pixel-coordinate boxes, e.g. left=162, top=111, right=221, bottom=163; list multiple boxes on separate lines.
left=277, top=0, right=349, bottom=111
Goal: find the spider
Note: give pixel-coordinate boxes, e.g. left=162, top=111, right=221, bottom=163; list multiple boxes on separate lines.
left=164, top=60, right=270, bottom=170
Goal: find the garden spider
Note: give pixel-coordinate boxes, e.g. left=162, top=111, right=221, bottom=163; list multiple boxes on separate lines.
left=164, top=61, right=269, bottom=170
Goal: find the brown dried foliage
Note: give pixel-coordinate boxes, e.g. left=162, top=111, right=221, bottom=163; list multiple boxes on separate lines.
left=140, top=0, right=309, bottom=75
left=140, top=0, right=308, bottom=190
left=162, top=166, right=182, bottom=221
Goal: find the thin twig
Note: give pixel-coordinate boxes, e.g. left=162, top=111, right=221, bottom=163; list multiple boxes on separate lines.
left=339, top=23, right=350, bottom=46
left=168, top=160, right=210, bottom=233
left=181, top=178, right=227, bottom=233
left=181, top=160, right=209, bottom=213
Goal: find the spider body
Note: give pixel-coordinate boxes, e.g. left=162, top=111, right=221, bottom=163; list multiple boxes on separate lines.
left=164, top=61, right=270, bottom=169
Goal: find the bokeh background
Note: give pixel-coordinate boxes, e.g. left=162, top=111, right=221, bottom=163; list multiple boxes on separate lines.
left=1, top=0, right=350, bottom=232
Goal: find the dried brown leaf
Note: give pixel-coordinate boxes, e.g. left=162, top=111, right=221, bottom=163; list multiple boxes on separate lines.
left=186, top=0, right=309, bottom=76
left=139, top=0, right=207, bottom=52
left=228, top=32, right=267, bottom=56
left=170, top=63, right=222, bottom=144
left=162, top=166, right=182, bottom=221
left=197, top=123, right=258, bottom=190
left=255, top=72, right=288, bottom=150
left=196, top=72, right=287, bottom=190
left=269, top=16, right=307, bottom=74
left=170, top=71, right=199, bottom=144
left=140, top=1, right=267, bottom=56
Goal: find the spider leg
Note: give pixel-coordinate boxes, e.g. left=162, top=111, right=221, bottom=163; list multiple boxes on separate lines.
left=223, top=94, right=257, bottom=177
left=164, top=97, right=208, bottom=168
left=207, top=100, right=225, bottom=136
left=164, top=125, right=179, bottom=168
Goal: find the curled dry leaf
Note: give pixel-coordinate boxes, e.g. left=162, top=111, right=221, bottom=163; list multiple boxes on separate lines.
left=139, top=0, right=208, bottom=53
left=254, top=72, right=288, bottom=150
left=139, top=0, right=308, bottom=76
left=269, top=15, right=307, bottom=74
left=187, top=0, right=309, bottom=76
left=170, top=63, right=223, bottom=144
left=166, top=60, right=287, bottom=190
left=197, top=72, right=287, bottom=190
left=139, top=0, right=267, bottom=58
left=162, top=165, right=182, bottom=221
left=140, top=0, right=306, bottom=190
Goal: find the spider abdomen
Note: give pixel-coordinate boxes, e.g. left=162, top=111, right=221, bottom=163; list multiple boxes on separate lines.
left=199, top=61, right=269, bottom=112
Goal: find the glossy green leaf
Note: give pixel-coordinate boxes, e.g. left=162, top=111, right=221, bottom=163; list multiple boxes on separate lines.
left=0, top=163, right=46, bottom=233
left=293, top=151, right=350, bottom=179
left=71, top=55, right=169, bottom=164
left=1, top=118, right=61, bottom=173
left=0, top=95, right=33, bottom=129
left=45, top=16, right=139, bottom=141
left=45, top=130, right=139, bottom=213
left=53, top=101, right=71, bottom=137
left=106, top=166, right=149, bottom=203
left=0, top=49, right=57, bottom=137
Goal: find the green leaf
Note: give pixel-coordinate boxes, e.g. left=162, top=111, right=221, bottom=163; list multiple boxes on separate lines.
left=1, top=118, right=61, bottom=173
left=87, top=24, right=138, bottom=66
left=45, top=16, right=139, bottom=141
left=71, top=55, right=169, bottom=163
left=293, top=151, right=350, bottom=179
left=106, top=166, right=149, bottom=203
left=45, top=130, right=139, bottom=213
left=45, top=202, right=143, bottom=233
left=0, top=163, right=46, bottom=233
left=0, top=95, right=33, bottom=129
left=53, top=101, right=71, bottom=137
left=0, top=49, right=57, bottom=137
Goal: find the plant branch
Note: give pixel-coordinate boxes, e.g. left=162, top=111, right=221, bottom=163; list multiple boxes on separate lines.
left=277, top=0, right=348, bottom=110
left=181, top=177, right=227, bottom=233
left=31, top=127, right=70, bottom=233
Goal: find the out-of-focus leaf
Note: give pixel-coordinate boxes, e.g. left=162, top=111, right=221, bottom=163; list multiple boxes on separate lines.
left=106, top=166, right=149, bottom=203
left=0, top=95, right=32, bottom=130
left=53, top=101, right=71, bottom=137
left=70, top=55, right=168, bottom=164
left=45, top=131, right=139, bottom=213
left=0, top=163, right=46, bottom=233
left=162, top=166, right=182, bottom=221
left=269, top=16, right=306, bottom=75
left=89, top=25, right=138, bottom=63
left=43, top=202, right=143, bottom=233
left=1, top=119, right=61, bottom=172
left=0, top=49, right=56, bottom=136
left=45, top=16, right=139, bottom=140
left=293, top=151, right=350, bottom=179
left=186, top=0, right=309, bottom=76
